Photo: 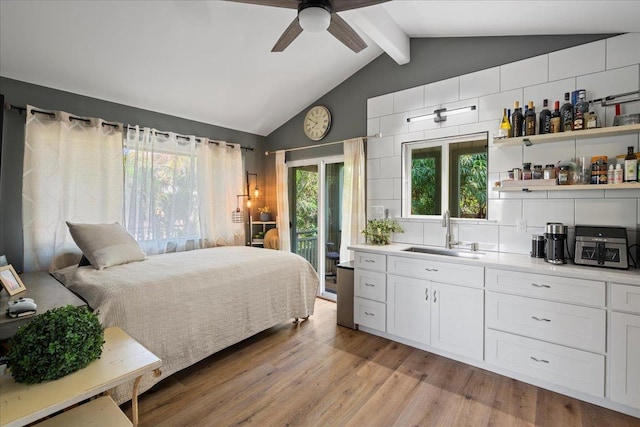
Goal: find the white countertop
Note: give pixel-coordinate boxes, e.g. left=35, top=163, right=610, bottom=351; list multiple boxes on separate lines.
left=348, top=244, right=640, bottom=286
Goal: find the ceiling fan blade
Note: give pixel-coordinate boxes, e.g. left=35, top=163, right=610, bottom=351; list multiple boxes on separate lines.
left=225, top=0, right=298, bottom=9
left=327, top=12, right=367, bottom=53
left=332, top=0, right=390, bottom=12
left=272, top=17, right=303, bottom=52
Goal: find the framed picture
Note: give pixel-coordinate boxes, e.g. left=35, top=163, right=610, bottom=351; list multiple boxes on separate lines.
left=0, top=265, right=27, bottom=296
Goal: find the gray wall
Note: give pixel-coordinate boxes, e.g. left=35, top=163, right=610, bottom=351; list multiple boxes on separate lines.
left=265, top=35, right=614, bottom=157
left=0, top=77, right=266, bottom=272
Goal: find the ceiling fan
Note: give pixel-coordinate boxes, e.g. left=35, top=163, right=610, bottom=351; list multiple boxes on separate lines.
left=226, top=0, right=390, bottom=53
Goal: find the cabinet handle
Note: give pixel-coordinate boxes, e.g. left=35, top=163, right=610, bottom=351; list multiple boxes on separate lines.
left=364, top=259, right=375, bottom=263
left=364, top=311, right=375, bottom=316
left=530, top=356, right=549, bottom=363
left=424, top=268, right=439, bottom=272
left=364, top=282, right=375, bottom=287
left=531, top=316, right=551, bottom=322
left=433, top=290, right=437, bottom=302
left=531, top=283, right=551, bottom=288
left=425, top=288, right=429, bottom=301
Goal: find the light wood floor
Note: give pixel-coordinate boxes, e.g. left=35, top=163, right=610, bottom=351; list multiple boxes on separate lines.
left=124, top=299, right=639, bottom=427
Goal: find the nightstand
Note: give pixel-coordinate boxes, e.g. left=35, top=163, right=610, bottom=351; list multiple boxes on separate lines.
left=0, top=272, right=86, bottom=340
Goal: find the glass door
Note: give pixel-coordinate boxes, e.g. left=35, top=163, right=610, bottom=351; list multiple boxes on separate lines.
left=289, top=156, right=343, bottom=300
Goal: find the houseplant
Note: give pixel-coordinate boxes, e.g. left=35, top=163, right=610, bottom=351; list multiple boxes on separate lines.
left=7, top=305, right=104, bottom=384
left=258, top=206, right=272, bottom=221
left=362, top=218, right=403, bottom=245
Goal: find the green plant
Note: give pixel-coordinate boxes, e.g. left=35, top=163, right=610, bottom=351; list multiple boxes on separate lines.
left=7, top=305, right=104, bottom=384
left=258, top=206, right=271, bottom=214
left=362, top=218, right=403, bottom=245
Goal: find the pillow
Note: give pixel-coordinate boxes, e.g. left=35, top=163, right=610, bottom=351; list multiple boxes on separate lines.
left=66, top=222, right=146, bottom=270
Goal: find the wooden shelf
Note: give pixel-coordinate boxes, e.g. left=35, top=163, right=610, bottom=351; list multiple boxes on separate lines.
left=493, top=123, right=640, bottom=147
left=493, top=182, right=640, bottom=192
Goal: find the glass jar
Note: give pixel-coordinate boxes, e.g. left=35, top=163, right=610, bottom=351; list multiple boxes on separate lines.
left=522, top=163, right=532, bottom=180
left=558, top=165, right=571, bottom=185
left=591, top=155, right=608, bottom=185
left=543, top=164, right=556, bottom=180
left=533, top=164, right=543, bottom=180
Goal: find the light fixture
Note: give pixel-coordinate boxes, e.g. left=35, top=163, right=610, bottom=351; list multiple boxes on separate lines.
left=298, top=2, right=331, bottom=32
left=246, top=172, right=259, bottom=200
left=232, top=171, right=260, bottom=222
left=407, top=105, right=476, bottom=123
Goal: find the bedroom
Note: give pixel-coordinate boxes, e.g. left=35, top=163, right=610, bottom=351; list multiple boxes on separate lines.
left=1, top=1, right=640, bottom=426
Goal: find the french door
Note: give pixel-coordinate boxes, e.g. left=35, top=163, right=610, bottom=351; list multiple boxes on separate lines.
left=288, top=155, right=343, bottom=300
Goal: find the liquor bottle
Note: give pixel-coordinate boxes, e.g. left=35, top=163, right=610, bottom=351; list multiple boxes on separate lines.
left=507, top=108, right=512, bottom=137
left=624, top=146, right=638, bottom=182
left=498, top=108, right=511, bottom=138
left=586, top=101, right=599, bottom=129
left=511, top=101, right=524, bottom=137
left=573, top=90, right=588, bottom=131
left=550, top=101, right=561, bottom=133
left=525, top=101, right=536, bottom=136
left=538, top=99, right=551, bottom=134
left=560, top=92, right=574, bottom=132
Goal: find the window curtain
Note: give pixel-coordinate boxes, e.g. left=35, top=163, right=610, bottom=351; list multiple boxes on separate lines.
left=340, top=137, right=366, bottom=262
left=275, top=150, right=291, bottom=251
left=196, top=140, right=244, bottom=246
left=22, top=106, right=123, bottom=272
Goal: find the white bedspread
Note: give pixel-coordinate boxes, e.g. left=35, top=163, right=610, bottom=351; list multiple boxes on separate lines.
left=53, top=246, right=319, bottom=403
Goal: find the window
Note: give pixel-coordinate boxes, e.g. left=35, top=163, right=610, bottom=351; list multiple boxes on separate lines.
left=402, top=132, right=488, bottom=219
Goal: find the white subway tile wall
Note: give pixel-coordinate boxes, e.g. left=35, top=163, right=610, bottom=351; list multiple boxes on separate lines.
left=366, top=33, right=640, bottom=254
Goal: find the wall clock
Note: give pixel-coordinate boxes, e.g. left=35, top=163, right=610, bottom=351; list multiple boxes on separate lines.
left=303, top=105, right=331, bottom=141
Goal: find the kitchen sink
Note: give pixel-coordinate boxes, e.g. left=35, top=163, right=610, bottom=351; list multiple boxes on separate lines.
left=403, top=246, right=486, bottom=259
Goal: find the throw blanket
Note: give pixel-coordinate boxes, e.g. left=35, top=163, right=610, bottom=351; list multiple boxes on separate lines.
left=53, top=246, right=319, bottom=403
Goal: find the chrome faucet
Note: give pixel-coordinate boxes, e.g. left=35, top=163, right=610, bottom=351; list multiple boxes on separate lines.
left=442, top=209, right=454, bottom=249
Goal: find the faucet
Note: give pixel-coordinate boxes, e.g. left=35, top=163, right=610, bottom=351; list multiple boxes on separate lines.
left=442, top=209, right=454, bottom=249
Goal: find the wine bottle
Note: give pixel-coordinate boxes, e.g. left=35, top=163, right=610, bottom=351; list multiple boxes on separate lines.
left=550, top=101, right=561, bottom=133
left=507, top=108, right=512, bottom=137
left=538, top=99, right=551, bottom=135
left=573, top=90, right=588, bottom=131
left=511, top=101, right=524, bottom=137
left=525, top=101, right=536, bottom=136
left=560, top=92, right=573, bottom=132
left=624, top=146, right=638, bottom=182
left=498, top=108, right=511, bottom=138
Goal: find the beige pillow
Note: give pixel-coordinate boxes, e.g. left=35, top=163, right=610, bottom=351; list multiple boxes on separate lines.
left=66, top=222, right=146, bottom=269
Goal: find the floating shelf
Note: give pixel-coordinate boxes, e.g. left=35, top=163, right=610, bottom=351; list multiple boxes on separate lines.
left=493, top=123, right=640, bottom=147
left=493, top=183, right=640, bottom=192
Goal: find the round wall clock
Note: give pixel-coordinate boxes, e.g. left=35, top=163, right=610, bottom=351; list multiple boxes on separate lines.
left=303, top=105, right=331, bottom=141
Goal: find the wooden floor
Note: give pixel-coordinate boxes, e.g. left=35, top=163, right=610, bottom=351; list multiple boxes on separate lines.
left=124, top=299, right=639, bottom=427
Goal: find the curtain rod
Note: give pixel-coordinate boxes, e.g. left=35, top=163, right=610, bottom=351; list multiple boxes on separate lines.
left=5, top=103, right=254, bottom=152
left=264, top=133, right=383, bottom=156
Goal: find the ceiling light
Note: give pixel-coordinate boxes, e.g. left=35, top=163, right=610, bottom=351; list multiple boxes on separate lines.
left=298, top=7, right=331, bottom=32
left=407, top=105, right=476, bottom=123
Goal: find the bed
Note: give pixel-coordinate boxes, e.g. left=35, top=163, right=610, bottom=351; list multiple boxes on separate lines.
left=52, top=245, right=319, bottom=403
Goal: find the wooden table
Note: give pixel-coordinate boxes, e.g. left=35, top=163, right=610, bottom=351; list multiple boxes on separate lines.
left=0, top=327, right=162, bottom=427
left=0, top=272, right=86, bottom=340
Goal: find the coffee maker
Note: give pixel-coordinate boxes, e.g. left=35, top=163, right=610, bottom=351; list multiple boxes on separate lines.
left=545, top=223, right=568, bottom=264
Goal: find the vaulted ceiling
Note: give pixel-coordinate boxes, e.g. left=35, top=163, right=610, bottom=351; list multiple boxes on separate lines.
left=1, top=1, right=639, bottom=136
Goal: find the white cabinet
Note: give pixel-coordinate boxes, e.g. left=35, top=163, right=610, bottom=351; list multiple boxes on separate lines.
left=386, top=274, right=484, bottom=361
left=354, top=269, right=386, bottom=302
left=388, top=255, right=484, bottom=288
left=353, top=251, right=387, bottom=332
left=431, top=282, right=484, bottom=361
left=609, top=283, right=640, bottom=410
left=354, top=297, right=386, bottom=331
left=387, top=274, right=430, bottom=344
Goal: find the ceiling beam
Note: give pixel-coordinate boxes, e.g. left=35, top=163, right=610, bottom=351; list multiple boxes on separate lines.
left=346, top=6, right=410, bottom=65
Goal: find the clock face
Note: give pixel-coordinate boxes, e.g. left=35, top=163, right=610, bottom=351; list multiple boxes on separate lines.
left=303, top=106, right=331, bottom=141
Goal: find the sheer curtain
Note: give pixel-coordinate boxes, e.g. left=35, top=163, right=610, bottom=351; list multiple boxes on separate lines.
left=197, top=140, right=244, bottom=246
left=22, top=106, right=123, bottom=272
left=340, top=137, right=366, bottom=262
left=275, top=150, right=291, bottom=251
left=123, top=126, right=201, bottom=254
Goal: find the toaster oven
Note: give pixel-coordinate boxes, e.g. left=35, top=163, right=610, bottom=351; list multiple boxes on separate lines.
left=574, top=225, right=628, bottom=269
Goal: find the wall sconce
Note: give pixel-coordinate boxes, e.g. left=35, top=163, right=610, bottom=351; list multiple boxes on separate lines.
left=407, top=105, right=476, bottom=123
left=233, top=171, right=259, bottom=222
left=246, top=171, right=259, bottom=200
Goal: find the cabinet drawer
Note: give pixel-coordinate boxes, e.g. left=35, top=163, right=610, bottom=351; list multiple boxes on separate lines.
left=485, top=268, right=605, bottom=307
left=354, top=252, right=386, bottom=272
left=486, top=291, right=606, bottom=353
left=485, top=329, right=604, bottom=397
left=354, top=297, right=386, bottom=331
left=611, top=283, right=640, bottom=314
left=354, top=270, right=386, bottom=302
left=387, top=255, right=484, bottom=288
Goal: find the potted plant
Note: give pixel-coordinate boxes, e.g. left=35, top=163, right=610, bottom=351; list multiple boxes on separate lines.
left=258, top=207, right=272, bottom=222
left=362, top=218, right=403, bottom=245
left=7, top=305, right=104, bottom=384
